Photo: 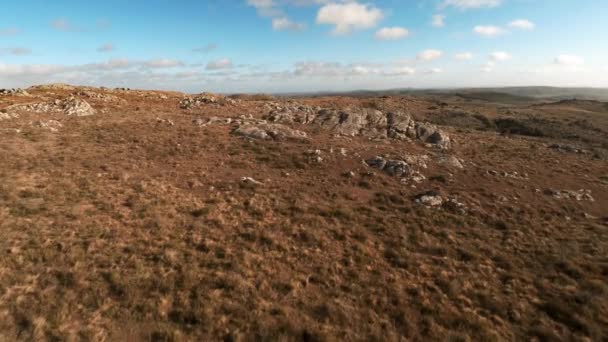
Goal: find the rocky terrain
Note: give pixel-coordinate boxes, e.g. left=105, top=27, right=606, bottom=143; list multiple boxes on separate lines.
left=0, top=84, right=607, bottom=341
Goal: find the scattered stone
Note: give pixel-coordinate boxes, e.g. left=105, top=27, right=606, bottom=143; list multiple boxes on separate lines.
left=233, top=123, right=308, bottom=141
left=32, top=120, right=63, bottom=132
left=0, top=112, right=19, bottom=121
left=583, top=212, right=597, bottom=219
left=156, top=117, right=175, bottom=126
left=241, top=177, right=263, bottom=186
left=402, top=154, right=431, bottom=169
left=305, top=149, right=324, bottom=163
left=438, top=155, right=464, bottom=169
left=180, top=93, right=236, bottom=109
left=443, top=197, right=467, bottom=214
left=0, top=88, right=30, bottom=97
left=366, top=156, right=426, bottom=183
left=28, top=83, right=76, bottom=91
left=414, top=191, right=443, bottom=207
left=342, top=171, right=356, bottom=178
left=8, top=96, right=96, bottom=117
left=549, top=143, right=589, bottom=154
left=486, top=169, right=528, bottom=180
left=193, top=116, right=233, bottom=126
left=544, top=189, right=594, bottom=201
left=405, top=171, right=426, bottom=184
left=73, top=90, right=124, bottom=103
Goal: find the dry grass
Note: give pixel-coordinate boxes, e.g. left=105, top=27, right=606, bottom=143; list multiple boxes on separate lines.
left=0, top=88, right=607, bottom=340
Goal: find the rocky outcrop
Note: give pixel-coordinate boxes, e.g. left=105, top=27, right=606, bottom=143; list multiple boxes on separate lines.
left=262, top=105, right=452, bottom=149
left=63, top=97, right=96, bottom=116
left=263, top=102, right=318, bottom=124
left=233, top=123, right=308, bottom=141
left=180, top=93, right=237, bottom=109
left=7, top=97, right=96, bottom=117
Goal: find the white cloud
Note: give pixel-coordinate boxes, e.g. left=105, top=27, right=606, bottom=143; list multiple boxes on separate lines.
left=317, top=2, right=383, bottom=35
left=432, top=15, right=445, bottom=27
left=144, top=59, right=184, bottom=68
left=481, top=61, right=495, bottom=72
left=247, top=0, right=307, bottom=32
left=454, top=52, right=473, bottom=60
left=272, top=17, right=306, bottom=31
left=384, top=67, right=416, bottom=76
left=509, top=19, right=535, bottom=30
left=0, top=28, right=20, bottom=36
left=554, top=55, right=584, bottom=66
left=417, top=49, right=443, bottom=61
left=426, top=68, right=443, bottom=74
left=490, top=51, right=511, bottom=61
left=0, top=48, right=32, bottom=56
left=375, top=27, right=409, bottom=40
left=442, top=0, right=502, bottom=9
left=193, top=43, right=218, bottom=53
left=473, top=25, right=507, bottom=37
left=97, top=43, right=114, bottom=53
left=206, top=58, right=233, bottom=70
left=51, top=18, right=76, bottom=32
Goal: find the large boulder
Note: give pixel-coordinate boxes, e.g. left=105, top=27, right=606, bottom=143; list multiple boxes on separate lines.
left=386, top=111, right=416, bottom=139
left=365, top=156, right=411, bottom=177
left=313, top=108, right=387, bottom=137
left=414, top=122, right=451, bottom=149
left=63, top=97, right=96, bottom=116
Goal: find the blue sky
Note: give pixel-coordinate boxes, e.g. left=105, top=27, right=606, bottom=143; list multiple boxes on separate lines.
left=1, top=0, right=607, bottom=93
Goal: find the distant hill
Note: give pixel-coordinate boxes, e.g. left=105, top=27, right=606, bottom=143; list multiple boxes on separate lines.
left=296, top=86, right=608, bottom=103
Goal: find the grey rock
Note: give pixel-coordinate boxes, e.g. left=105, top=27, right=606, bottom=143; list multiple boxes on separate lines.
left=233, top=123, right=308, bottom=141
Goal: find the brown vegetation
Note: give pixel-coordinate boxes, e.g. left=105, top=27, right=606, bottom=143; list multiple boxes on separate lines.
left=0, top=86, right=607, bottom=340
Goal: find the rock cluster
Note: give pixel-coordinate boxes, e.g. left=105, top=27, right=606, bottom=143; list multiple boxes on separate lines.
left=486, top=170, right=528, bottom=180
left=73, top=90, right=124, bottom=103
left=7, top=97, right=96, bottom=117
left=545, top=189, right=594, bottom=201
left=263, top=102, right=320, bottom=124
left=414, top=191, right=444, bottom=207
left=180, top=93, right=237, bottom=109
left=549, top=143, right=589, bottom=155
left=0, top=112, right=19, bottom=121
left=63, top=97, right=97, bottom=116
left=365, top=156, right=426, bottom=183
left=0, top=88, right=30, bottom=97
left=32, top=120, right=63, bottom=132
left=233, top=123, right=308, bottom=141
left=413, top=191, right=467, bottom=213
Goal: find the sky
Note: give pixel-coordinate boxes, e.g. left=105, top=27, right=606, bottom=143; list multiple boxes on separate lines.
left=0, top=0, right=607, bottom=93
